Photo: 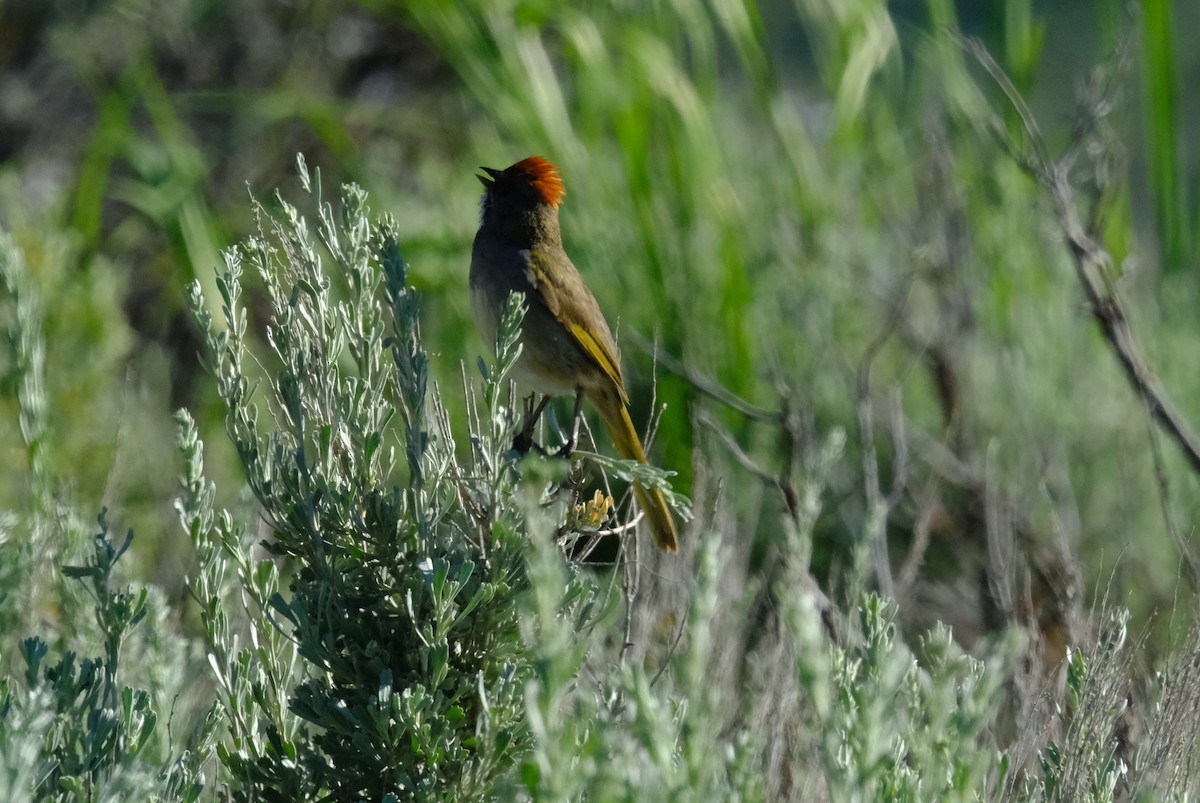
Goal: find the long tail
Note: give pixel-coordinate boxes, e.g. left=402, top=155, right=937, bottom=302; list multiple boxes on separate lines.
left=593, top=391, right=680, bottom=553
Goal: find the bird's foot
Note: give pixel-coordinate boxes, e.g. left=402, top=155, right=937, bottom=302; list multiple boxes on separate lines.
left=512, top=428, right=549, bottom=457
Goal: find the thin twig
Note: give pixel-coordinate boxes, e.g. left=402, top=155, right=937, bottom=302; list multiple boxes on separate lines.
left=1142, top=395, right=1200, bottom=590
left=648, top=612, right=688, bottom=688
left=857, top=321, right=907, bottom=598
left=695, top=409, right=779, bottom=489
left=631, top=333, right=782, bottom=423
left=897, top=478, right=939, bottom=595
left=1046, top=168, right=1200, bottom=476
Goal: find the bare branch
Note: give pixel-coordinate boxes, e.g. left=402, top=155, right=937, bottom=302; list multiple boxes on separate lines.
left=633, top=333, right=782, bottom=423
left=965, top=33, right=1200, bottom=480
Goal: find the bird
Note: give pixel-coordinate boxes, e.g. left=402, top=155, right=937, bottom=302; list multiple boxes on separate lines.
left=470, top=156, right=680, bottom=553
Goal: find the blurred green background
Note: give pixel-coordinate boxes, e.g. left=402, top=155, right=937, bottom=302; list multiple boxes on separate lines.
left=2, top=0, right=1199, bottom=653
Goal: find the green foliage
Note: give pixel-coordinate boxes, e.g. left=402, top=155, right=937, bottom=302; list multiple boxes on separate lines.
left=0, top=514, right=214, bottom=803
left=182, top=162, right=541, bottom=799
left=511, top=463, right=1024, bottom=802
left=0, top=233, right=49, bottom=516
left=806, top=600, right=1016, bottom=801
left=398, top=0, right=1200, bottom=636
left=0, top=232, right=50, bottom=649
left=171, top=162, right=1034, bottom=801
left=1139, top=0, right=1192, bottom=275
left=3, top=0, right=1200, bottom=801
left=4, top=150, right=1200, bottom=798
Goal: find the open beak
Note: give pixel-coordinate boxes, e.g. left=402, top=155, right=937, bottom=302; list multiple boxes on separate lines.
left=476, top=166, right=502, bottom=187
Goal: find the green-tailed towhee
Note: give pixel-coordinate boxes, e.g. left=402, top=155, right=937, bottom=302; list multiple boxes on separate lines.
left=470, top=156, right=680, bottom=553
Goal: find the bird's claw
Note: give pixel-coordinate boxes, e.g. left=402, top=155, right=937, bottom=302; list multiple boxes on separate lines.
left=512, top=429, right=549, bottom=457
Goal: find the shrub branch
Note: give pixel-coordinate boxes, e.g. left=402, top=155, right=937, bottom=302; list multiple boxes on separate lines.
left=964, top=34, right=1200, bottom=479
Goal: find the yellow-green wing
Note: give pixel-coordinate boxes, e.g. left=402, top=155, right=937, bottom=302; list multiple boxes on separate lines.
left=565, top=320, right=622, bottom=387
left=526, top=249, right=627, bottom=401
